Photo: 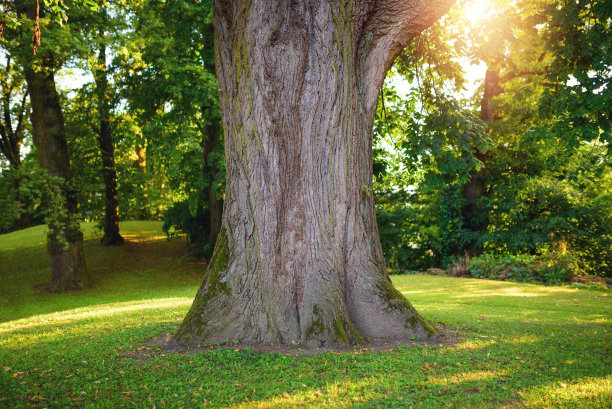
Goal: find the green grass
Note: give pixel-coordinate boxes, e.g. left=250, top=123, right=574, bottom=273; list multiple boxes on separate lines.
left=0, top=222, right=610, bottom=408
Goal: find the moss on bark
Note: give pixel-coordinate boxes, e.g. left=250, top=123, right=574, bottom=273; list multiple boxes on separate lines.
left=174, top=228, right=230, bottom=340
left=376, top=278, right=437, bottom=337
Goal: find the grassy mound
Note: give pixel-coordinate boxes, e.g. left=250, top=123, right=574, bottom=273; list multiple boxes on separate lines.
left=0, top=222, right=610, bottom=408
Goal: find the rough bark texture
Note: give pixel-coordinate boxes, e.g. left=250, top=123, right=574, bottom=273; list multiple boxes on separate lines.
left=200, top=119, right=223, bottom=243
left=24, top=58, right=89, bottom=292
left=94, top=37, right=124, bottom=246
left=175, top=0, right=451, bottom=348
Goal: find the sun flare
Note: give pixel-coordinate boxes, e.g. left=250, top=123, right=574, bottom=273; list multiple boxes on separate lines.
left=464, top=0, right=492, bottom=22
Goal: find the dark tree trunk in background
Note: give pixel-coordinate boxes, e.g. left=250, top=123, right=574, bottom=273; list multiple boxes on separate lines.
left=0, top=58, right=28, bottom=170
left=94, top=34, right=124, bottom=246
left=24, top=58, right=89, bottom=292
left=175, top=0, right=451, bottom=348
left=200, top=118, right=223, bottom=243
left=460, top=67, right=500, bottom=256
left=0, top=57, right=31, bottom=229
left=479, top=68, right=500, bottom=124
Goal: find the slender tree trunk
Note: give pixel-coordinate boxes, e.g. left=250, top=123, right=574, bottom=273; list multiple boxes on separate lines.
left=175, top=0, right=451, bottom=348
left=0, top=57, right=27, bottom=170
left=0, top=58, right=31, bottom=230
left=459, top=67, right=500, bottom=255
left=131, top=132, right=148, bottom=220
left=200, top=119, right=223, bottom=243
left=24, top=58, right=89, bottom=292
left=94, top=36, right=124, bottom=246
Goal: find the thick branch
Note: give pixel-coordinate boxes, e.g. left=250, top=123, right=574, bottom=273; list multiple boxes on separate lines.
left=500, top=70, right=550, bottom=84
left=356, top=0, right=454, bottom=115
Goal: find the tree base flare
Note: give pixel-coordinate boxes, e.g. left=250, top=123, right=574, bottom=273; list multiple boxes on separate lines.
left=173, top=231, right=436, bottom=349
left=101, top=233, right=125, bottom=246
left=164, top=332, right=446, bottom=356
left=44, top=234, right=90, bottom=292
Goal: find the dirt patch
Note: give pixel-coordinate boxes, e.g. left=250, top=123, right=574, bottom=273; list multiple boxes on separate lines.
left=570, top=274, right=611, bottom=289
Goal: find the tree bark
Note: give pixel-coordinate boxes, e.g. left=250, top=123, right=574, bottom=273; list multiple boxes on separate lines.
left=175, top=0, right=451, bottom=348
left=94, top=34, right=124, bottom=246
left=200, top=119, right=223, bottom=243
left=24, top=57, right=90, bottom=292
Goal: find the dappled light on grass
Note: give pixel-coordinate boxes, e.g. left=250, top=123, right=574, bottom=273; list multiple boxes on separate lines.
left=454, top=287, right=557, bottom=298
left=2, top=273, right=609, bottom=408
left=527, top=376, right=612, bottom=407
left=0, top=221, right=203, bottom=323
left=119, top=234, right=167, bottom=243
left=429, top=369, right=507, bottom=387
left=1, top=225, right=610, bottom=408
left=226, top=377, right=381, bottom=409
left=0, top=298, right=192, bottom=334
left=453, top=338, right=500, bottom=351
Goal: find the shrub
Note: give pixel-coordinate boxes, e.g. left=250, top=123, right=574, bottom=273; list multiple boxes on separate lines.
left=448, top=256, right=472, bottom=277
left=469, top=250, right=580, bottom=285
left=162, top=200, right=213, bottom=259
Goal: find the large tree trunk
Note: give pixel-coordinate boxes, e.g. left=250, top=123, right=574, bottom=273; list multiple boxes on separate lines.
left=200, top=118, right=223, bottom=243
left=94, top=35, right=124, bottom=246
left=459, top=67, right=500, bottom=255
left=175, top=0, right=451, bottom=348
left=24, top=57, right=89, bottom=292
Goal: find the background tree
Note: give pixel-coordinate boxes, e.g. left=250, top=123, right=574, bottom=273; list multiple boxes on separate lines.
left=373, top=0, right=610, bottom=277
left=3, top=0, right=92, bottom=291
left=0, top=54, right=32, bottom=231
left=124, top=0, right=224, bottom=255
left=91, top=9, right=124, bottom=246
left=0, top=56, right=28, bottom=170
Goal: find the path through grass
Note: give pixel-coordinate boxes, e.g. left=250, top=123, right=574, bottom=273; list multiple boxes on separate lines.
left=0, top=222, right=610, bottom=408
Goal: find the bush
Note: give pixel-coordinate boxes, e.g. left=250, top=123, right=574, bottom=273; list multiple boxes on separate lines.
left=162, top=200, right=213, bottom=259
left=469, top=251, right=579, bottom=285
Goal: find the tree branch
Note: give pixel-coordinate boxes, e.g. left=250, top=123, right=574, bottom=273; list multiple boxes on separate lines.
left=500, top=70, right=550, bottom=84
left=90, top=122, right=101, bottom=137
left=14, top=90, right=29, bottom=138
left=356, top=0, right=454, bottom=115
left=0, top=120, right=17, bottom=166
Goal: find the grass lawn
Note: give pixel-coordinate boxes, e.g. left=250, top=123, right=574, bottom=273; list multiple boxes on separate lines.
left=0, top=222, right=610, bottom=408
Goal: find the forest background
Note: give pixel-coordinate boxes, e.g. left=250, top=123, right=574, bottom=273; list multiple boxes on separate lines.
left=0, top=0, right=609, bottom=286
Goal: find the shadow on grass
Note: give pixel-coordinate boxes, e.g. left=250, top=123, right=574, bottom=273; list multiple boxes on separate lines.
left=0, top=235, right=205, bottom=323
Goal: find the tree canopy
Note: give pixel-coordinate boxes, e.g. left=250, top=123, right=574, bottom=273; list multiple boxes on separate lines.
left=0, top=0, right=609, bottom=295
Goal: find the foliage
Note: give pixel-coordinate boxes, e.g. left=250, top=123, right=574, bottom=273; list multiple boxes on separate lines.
left=1, top=224, right=610, bottom=408
left=0, top=170, right=23, bottom=231
left=8, top=165, right=83, bottom=249
left=374, top=0, right=611, bottom=277
left=0, top=0, right=608, bottom=284
left=162, top=199, right=213, bottom=259
left=469, top=251, right=579, bottom=285
left=118, top=0, right=224, bottom=245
